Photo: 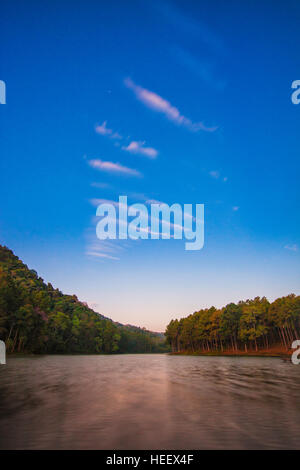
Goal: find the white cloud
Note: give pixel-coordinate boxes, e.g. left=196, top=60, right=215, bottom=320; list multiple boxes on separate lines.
left=209, top=170, right=228, bottom=182
left=89, top=198, right=127, bottom=208
left=155, top=1, right=227, bottom=55
left=95, top=121, right=123, bottom=140
left=122, top=141, right=158, bottom=159
left=284, top=244, right=298, bottom=252
left=232, top=206, right=239, bottom=211
left=91, top=182, right=112, bottom=189
left=209, top=170, right=220, bottom=179
left=86, top=251, right=120, bottom=261
left=95, top=121, right=113, bottom=136
left=85, top=230, right=126, bottom=262
left=95, top=121, right=159, bottom=157
left=111, top=132, right=123, bottom=140
left=124, top=77, right=217, bottom=133
left=88, top=159, right=142, bottom=177
left=145, top=199, right=165, bottom=205
left=172, top=46, right=227, bottom=90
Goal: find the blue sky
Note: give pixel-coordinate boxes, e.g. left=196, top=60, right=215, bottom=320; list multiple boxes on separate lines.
left=0, top=0, right=299, bottom=330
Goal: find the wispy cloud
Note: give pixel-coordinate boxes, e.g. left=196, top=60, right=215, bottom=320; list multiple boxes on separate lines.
left=85, top=229, right=126, bottom=262
left=95, top=121, right=123, bottom=140
left=209, top=170, right=220, bottom=179
left=124, top=77, right=217, bottom=133
left=209, top=170, right=228, bottom=181
left=95, top=121, right=112, bottom=136
left=122, top=141, right=158, bottom=159
left=145, top=198, right=165, bottom=205
left=284, top=244, right=298, bottom=252
left=155, top=1, right=227, bottom=56
left=88, top=159, right=142, bottom=177
left=91, top=182, right=113, bottom=189
left=172, top=46, right=227, bottom=90
left=89, top=198, right=127, bottom=208
left=232, top=206, right=239, bottom=211
left=111, top=132, right=123, bottom=140
left=95, top=121, right=159, bottom=157
left=86, top=251, right=120, bottom=261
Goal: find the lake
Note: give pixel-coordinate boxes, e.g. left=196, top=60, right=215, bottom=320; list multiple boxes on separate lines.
left=0, top=354, right=299, bottom=449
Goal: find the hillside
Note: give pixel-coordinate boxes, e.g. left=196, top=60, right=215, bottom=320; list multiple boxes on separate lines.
left=0, top=245, right=169, bottom=354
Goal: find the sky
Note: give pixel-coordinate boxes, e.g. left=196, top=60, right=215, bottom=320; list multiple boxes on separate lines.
left=0, top=0, right=299, bottom=331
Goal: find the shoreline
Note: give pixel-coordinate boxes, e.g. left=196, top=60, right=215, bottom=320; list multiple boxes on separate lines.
left=5, top=351, right=170, bottom=357
left=170, top=348, right=292, bottom=358
left=6, top=350, right=291, bottom=358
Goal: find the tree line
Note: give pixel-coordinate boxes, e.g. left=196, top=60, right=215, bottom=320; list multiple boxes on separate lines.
left=165, top=295, right=300, bottom=353
left=0, top=245, right=168, bottom=354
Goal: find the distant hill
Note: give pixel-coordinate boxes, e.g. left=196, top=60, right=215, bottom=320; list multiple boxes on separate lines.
left=0, top=245, right=169, bottom=354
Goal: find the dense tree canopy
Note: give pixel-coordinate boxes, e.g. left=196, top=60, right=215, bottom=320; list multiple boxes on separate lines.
left=0, top=245, right=169, bottom=354
left=165, top=295, right=300, bottom=353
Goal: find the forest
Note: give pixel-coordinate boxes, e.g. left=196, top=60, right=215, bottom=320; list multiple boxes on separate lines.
left=165, top=295, right=300, bottom=354
left=1, top=244, right=299, bottom=357
left=0, top=245, right=168, bottom=354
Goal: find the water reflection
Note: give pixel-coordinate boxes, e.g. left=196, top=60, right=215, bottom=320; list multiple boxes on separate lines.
left=0, top=355, right=299, bottom=449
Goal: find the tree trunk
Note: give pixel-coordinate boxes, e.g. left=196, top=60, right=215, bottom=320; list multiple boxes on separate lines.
left=11, top=329, right=19, bottom=353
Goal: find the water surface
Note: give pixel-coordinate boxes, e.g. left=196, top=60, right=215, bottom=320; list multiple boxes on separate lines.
left=0, top=354, right=299, bottom=449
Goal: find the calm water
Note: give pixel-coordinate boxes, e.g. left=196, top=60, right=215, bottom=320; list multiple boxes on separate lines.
left=0, top=354, right=299, bottom=449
